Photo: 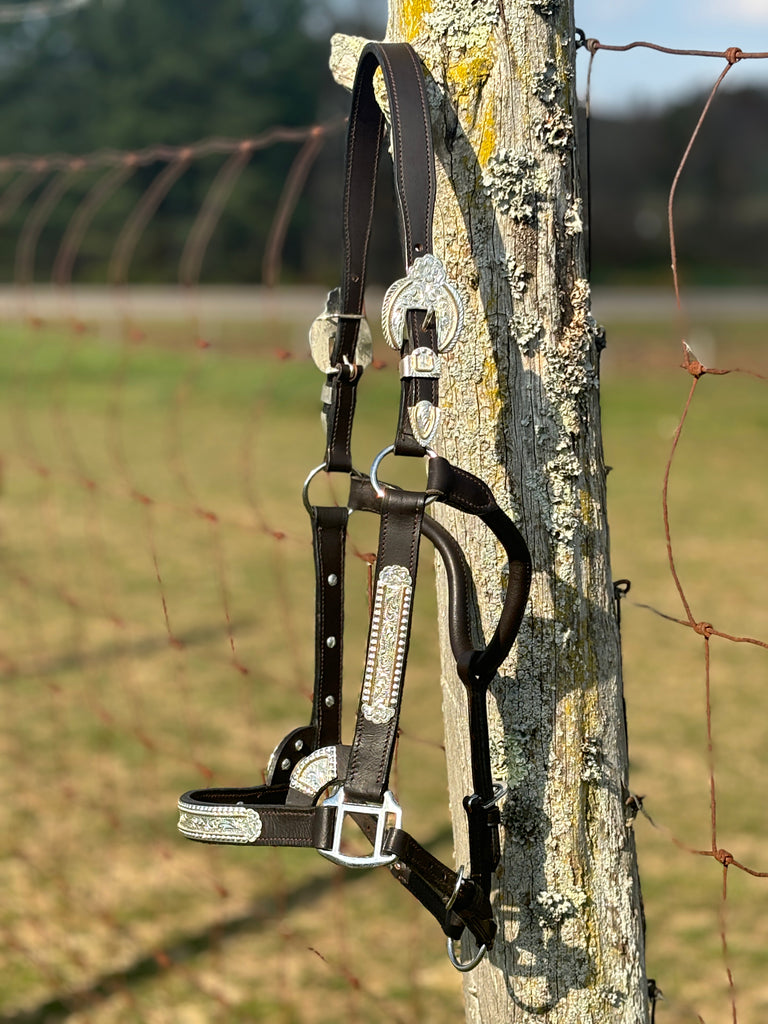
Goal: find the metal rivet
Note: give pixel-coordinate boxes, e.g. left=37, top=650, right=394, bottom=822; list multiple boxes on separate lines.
left=280, top=758, right=291, bottom=772
left=324, top=695, right=335, bottom=708
left=327, top=574, right=338, bottom=586
left=294, top=739, right=304, bottom=752
left=326, top=636, right=337, bottom=648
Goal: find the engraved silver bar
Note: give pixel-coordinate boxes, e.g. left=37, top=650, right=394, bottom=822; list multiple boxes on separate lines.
left=360, top=564, right=413, bottom=725
left=177, top=798, right=263, bottom=844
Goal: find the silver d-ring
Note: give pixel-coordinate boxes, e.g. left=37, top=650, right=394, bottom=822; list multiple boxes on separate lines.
left=302, top=462, right=328, bottom=514
left=447, top=933, right=487, bottom=973
left=369, top=444, right=395, bottom=498
left=370, top=445, right=440, bottom=501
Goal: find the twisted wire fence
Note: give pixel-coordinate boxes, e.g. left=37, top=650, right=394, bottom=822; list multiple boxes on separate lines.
left=0, top=33, right=766, bottom=1024
left=584, top=37, right=768, bottom=1024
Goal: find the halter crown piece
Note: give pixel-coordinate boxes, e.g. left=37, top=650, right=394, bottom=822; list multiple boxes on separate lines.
left=177, top=42, right=531, bottom=972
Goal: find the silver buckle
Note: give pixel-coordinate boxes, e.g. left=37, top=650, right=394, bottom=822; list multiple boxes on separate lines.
left=318, top=787, right=402, bottom=868
left=309, top=286, right=372, bottom=374
left=381, top=254, right=464, bottom=353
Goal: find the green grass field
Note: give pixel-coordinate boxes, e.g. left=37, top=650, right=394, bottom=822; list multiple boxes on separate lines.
left=0, top=297, right=766, bottom=1023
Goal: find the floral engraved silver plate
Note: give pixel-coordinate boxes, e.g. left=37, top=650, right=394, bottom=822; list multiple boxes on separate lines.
left=382, top=254, right=463, bottom=352
left=361, top=565, right=413, bottom=725
left=289, top=746, right=339, bottom=798
left=177, top=799, right=263, bottom=844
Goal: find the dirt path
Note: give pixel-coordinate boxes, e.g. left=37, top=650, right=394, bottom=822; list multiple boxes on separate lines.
left=1, top=284, right=767, bottom=325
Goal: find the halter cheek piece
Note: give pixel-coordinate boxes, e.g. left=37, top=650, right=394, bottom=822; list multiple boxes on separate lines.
left=177, top=42, right=531, bottom=971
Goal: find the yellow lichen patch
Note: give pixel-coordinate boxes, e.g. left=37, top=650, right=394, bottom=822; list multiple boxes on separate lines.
left=579, top=487, right=594, bottom=528
left=399, top=0, right=432, bottom=39
left=480, top=354, right=503, bottom=420
left=476, top=104, right=497, bottom=168
left=447, top=49, right=493, bottom=101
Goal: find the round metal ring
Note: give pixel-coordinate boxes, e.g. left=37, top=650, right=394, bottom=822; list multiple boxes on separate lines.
left=369, top=444, right=395, bottom=499
left=369, top=445, right=440, bottom=501
left=447, top=934, right=487, bottom=973
left=302, top=462, right=328, bottom=514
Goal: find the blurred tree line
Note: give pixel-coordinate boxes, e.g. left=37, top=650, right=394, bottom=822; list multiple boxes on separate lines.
left=0, top=0, right=390, bottom=284
left=588, top=85, right=768, bottom=285
left=0, top=0, right=765, bottom=286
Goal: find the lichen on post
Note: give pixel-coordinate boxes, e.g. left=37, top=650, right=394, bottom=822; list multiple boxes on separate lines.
left=330, top=2, right=648, bottom=1020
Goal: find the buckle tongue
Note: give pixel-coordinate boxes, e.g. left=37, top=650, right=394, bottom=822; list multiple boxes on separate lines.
left=318, top=788, right=402, bottom=868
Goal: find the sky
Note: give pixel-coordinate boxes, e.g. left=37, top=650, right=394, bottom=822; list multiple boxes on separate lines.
left=332, top=1, right=768, bottom=114
left=575, top=0, right=768, bottom=113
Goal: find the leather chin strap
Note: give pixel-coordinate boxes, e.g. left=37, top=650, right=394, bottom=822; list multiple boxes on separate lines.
left=178, top=42, right=532, bottom=971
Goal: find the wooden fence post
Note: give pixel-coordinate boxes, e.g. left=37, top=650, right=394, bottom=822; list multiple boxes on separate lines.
left=331, top=3, right=649, bottom=1018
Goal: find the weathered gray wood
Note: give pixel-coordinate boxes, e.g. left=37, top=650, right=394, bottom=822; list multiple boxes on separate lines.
left=331, top=3, right=648, bottom=1019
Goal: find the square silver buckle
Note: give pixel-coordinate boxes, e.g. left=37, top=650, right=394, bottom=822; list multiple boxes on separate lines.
left=318, top=788, right=402, bottom=868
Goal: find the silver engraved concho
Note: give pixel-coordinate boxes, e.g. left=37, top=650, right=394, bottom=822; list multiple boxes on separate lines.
left=381, top=254, right=464, bottom=352
left=361, top=565, right=413, bottom=725
left=309, top=286, right=373, bottom=374
left=177, top=798, right=263, bottom=844
left=408, top=400, right=439, bottom=445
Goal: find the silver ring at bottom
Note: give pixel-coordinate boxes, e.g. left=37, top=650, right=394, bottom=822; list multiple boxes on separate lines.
left=447, top=934, right=487, bottom=972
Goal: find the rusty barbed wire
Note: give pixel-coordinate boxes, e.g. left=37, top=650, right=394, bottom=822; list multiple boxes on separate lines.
left=584, top=39, right=768, bottom=62
left=262, top=125, right=329, bottom=288
left=587, top=37, right=768, bottom=1024
left=0, top=119, right=345, bottom=173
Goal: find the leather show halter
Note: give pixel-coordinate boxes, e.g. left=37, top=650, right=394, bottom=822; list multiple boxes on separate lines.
left=178, top=42, right=531, bottom=972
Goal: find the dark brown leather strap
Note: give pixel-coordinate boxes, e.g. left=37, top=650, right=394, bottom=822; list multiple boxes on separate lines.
left=349, top=468, right=532, bottom=693
left=178, top=785, right=334, bottom=850
left=311, top=505, right=347, bottom=747
left=178, top=501, right=352, bottom=842
left=426, top=456, right=532, bottom=686
left=385, top=829, right=497, bottom=948
left=344, top=469, right=530, bottom=943
left=325, top=42, right=436, bottom=471
left=344, top=488, right=426, bottom=803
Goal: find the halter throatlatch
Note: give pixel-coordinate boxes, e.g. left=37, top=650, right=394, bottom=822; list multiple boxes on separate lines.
left=177, top=42, right=531, bottom=971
